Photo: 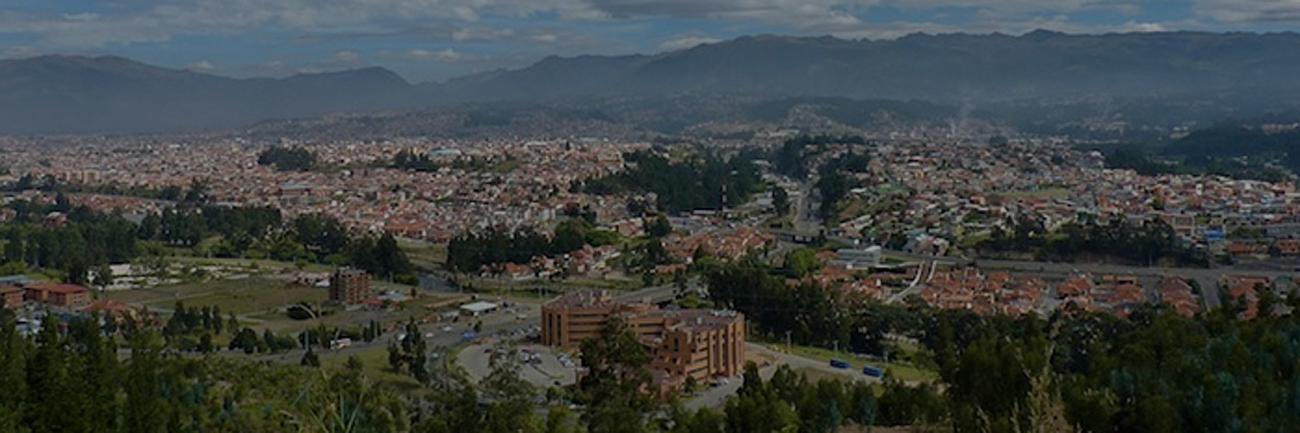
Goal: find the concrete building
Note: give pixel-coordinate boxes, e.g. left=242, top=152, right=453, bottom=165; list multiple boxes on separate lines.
left=329, top=268, right=372, bottom=305
left=831, top=246, right=883, bottom=270
left=644, top=309, right=746, bottom=385
left=541, top=291, right=745, bottom=389
left=541, top=290, right=655, bottom=348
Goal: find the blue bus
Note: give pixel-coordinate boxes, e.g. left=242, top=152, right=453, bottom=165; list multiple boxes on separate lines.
left=862, top=365, right=885, bottom=378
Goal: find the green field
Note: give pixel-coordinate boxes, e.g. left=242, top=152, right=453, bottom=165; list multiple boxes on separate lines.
left=770, top=343, right=939, bottom=383
left=397, top=237, right=447, bottom=269
left=105, top=276, right=326, bottom=315
left=169, top=255, right=334, bottom=273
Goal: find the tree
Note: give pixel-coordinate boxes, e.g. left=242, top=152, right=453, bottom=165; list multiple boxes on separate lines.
left=89, top=264, right=114, bottom=288
left=28, top=318, right=77, bottom=433
left=124, top=332, right=168, bottom=433
left=647, top=216, right=673, bottom=238
left=481, top=343, right=540, bottom=433
left=0, top=310, right=30, bottom=432
left=771, top=186, right=790, bottom=216
left=257, top=146, right=316, bottom=172
left=578, top=318, right=653, bottom=433
left=198, top=333, right=214, bottom=354
left=784, top=248, right=820, bottom=278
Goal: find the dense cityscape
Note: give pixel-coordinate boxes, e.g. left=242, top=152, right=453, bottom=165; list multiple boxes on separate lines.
left=4, top=2, right=1300, bottom=432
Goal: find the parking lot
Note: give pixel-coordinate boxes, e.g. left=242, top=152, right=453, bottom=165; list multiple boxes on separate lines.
left=457, top=342, right=578, bottom=388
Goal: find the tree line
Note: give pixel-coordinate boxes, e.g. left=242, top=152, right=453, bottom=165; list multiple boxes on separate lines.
left=2, top=200, right=414, bottom=284
left=257, top=146, right=317, bottom=172
left=583, top=150, right=762, bottom=213
left=446, top=219, right=620, bottom=274
left=976, top=214, right=1210, bottom=267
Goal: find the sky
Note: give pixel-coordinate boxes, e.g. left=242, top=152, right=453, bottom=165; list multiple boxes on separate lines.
left=1, top=0, right=1297, bottom=82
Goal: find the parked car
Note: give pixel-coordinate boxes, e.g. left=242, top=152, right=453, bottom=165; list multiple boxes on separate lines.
left=861, top=365, right=885, bottom=378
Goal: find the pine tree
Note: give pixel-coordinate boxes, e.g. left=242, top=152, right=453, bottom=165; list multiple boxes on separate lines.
left=124, top=333, right=168, bottom=433
left=69, top=317, right=119, bottom=433
left=28, top=319, right=74, bottom=433
left=0, top=310, right=30, bottom=432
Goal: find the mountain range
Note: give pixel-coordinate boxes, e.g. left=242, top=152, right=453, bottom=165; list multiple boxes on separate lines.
left=4, top=30, right=1300, bottom=135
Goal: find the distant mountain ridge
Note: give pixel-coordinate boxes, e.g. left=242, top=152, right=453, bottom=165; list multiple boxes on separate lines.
left=442, top=31, right=1300, bottom=102
left=0, top=55, right=419, bottom=134
left=5, top=30, right=1300, bottom=134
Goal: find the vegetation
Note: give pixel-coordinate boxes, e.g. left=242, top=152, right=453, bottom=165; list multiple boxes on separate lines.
left=2, top=200, right=414, bottom=283
left=771, top=134, right=867, bottom=180
left=1104, top=148, right=1290, bottom=182
left=704, top=258, right=1300, bottom=433
left=584, top=150, right=762, bottom=213
left=975, top=214, right=1209, bottom=266
left=1, top=199, right=139, bottom=284
left=1162, top=124, right=1300, bottom=173
left=771, top=186, right=790, bottom=216
left=257, top=146, right=317, bottom=172
left=391, top=150, right=439, bottom=172
left=445, top=220, right=618, bottom=274
left=5, top=262, right=1300, bottom=433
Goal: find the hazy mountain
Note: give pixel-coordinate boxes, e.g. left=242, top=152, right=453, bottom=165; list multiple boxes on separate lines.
left=446, top=31, right=1300, bottom=103
left=0, top=55, right=417, bottom=134
left=5, top=31, right=1300, bottom=134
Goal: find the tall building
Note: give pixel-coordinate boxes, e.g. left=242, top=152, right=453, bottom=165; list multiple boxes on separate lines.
left=541, top=291, right=745, bottom=389
left=329, top=268, right=371, bottom=305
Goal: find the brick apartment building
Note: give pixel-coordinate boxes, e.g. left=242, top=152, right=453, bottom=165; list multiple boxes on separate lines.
left=541, top=291, right=745, bottom=389
left=23, top=283, right=91, bottom=309
left=329, top=268, right=372, bottom=305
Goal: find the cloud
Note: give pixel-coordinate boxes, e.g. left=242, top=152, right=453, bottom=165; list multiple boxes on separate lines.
left=582, top=0, right=873, bottom=29
left=186, top=59, right=216, bottom=71
left=2, top=46, right=37, bottom=59
left=658, top=35, right=721, bottom=52
left=407, top=48, right=474, bottom=63
left=62, top=13, right=102, bottom=22
left=333, top=50, right=361, bottom=63
left=531, top=33, right=559, bottom=43
left=1195, top=0, right=1300, bottom=23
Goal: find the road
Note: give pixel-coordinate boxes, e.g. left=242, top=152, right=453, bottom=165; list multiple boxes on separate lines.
left=972, top=258, right=1300, bottom=308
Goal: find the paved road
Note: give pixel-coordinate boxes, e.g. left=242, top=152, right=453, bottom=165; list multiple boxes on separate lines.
left=973, top=258, right=1300, bottom=308
left=682, top=343, right=883, bottom=410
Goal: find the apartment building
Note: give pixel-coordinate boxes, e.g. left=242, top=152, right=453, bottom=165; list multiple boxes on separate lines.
left=329, top=268, right=372, bottom=305
left=541, top=291, right=745, bottom=388
left=23, top=283, right=91, bottom=309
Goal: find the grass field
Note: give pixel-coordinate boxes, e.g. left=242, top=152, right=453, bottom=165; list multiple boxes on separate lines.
left=775, top=343, right=939, bottom=383
left=105, top=276, right=326, bottom=316
left=397, top=237, right=447, bottom=269
left=168, top=255, right=334, bottom=273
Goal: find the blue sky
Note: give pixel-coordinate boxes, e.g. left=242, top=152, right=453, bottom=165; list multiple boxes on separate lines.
left=1, top=0, right=1296, bottom=82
